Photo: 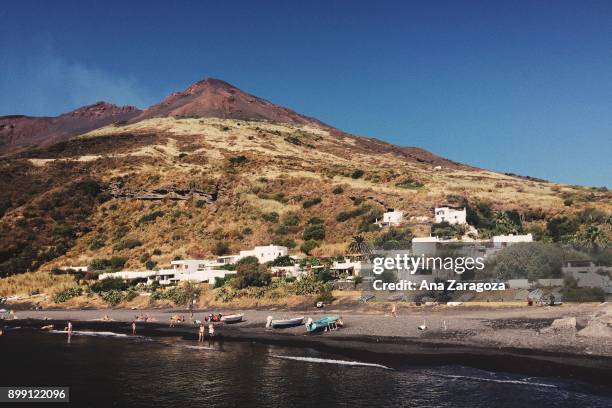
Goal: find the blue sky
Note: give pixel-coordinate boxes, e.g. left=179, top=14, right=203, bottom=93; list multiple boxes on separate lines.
left=1, top=1, right=611, bottom=186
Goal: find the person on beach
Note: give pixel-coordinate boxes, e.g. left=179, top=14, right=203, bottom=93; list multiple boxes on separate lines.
left=198, top=324, right=205, bottom=342
left=208, top=322, right=215, bottom=337
left=391, top=304, right=397, bottom=318
left=170, top=316, right=175, bottom=328
left=132, top=321, right=136, bottom=335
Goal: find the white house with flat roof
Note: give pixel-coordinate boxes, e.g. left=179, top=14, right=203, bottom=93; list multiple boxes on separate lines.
left=99, top=270, right=157, bottom=281
left=375, top=209, right=404, bottom=227
left=434, top=207, right=467, bottom=225
left=239, top=245, right=288, bottom=264
left=60, top=265, right=89, bottom=272
left=331, top=258, right=363, bottom=277
left=492, top=233, right=533, bottom=248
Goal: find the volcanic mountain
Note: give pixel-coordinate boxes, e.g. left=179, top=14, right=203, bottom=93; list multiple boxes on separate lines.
left=0, top=77, right=609, bottom=280
left=134, top=78, right=326, bottom=127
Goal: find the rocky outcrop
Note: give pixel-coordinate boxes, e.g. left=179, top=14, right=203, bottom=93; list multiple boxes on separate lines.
left=108, top=181, right=218, bottom=203
left=540, top=317, right=577, bottom=334
left=578, top=310, right=612, bottom=338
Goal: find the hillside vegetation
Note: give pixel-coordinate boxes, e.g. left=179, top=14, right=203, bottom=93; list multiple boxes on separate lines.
left=0, top=116, right=609, bottom=280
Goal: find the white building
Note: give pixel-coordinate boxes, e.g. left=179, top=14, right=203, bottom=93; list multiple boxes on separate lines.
left=562, top=260, right=612, bottom=292
left=270, top=265, right=304, bottom=278
left=99, top=270, right=156, bottom=281
left=149, top=259, right=236, bottom=285
left=492, top=233, right=533, bottom=249
left=239, top=245, right=288, bottom=264
left=60, top=265, right=89, bottom=272
left=331, top=258, right=363, bottom=277
left=434, top=207, right=467, bottom=225
left=97, top=244, right=288, bottom=286
left=375, top=210, right=404, bottom=227
left=148, top=268, right=234, bottom=286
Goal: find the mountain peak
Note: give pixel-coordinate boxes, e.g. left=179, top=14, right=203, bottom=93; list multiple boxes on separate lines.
left=136, top=77, right=326, bottom=126
left=67, top=101, right=140, bottom=118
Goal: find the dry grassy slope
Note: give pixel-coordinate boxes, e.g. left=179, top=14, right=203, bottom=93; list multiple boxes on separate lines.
left=9, top=117, right=610, bottom=271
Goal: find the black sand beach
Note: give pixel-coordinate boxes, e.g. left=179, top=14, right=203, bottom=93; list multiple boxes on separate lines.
left=3, top=304, right=611, bottom=385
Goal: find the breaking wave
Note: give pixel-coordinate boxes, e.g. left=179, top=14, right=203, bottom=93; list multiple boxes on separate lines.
left=49, top=330, right=129, bottom=338
left=438, top=374, right=557, bottom=388
left=271, top=355, right=391, bottom=370
left=182, top=345, right=218, bottom=351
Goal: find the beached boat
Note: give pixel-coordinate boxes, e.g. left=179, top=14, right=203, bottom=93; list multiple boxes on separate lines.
left=270, top=316, right=304, bottom=329
left=220, top=314, right=243, bottom=323
left=306, top=316, right=342, bottom=332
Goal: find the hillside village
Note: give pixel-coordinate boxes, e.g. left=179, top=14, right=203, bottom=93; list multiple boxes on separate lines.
left=31, top=204, right=608, bottom=309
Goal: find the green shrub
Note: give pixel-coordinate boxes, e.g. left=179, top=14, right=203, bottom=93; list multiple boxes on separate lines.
left=336, top=206, right=369, bottom=222
left=214, top=241, right=231, bottom=256
left=307, top=217, right=324, bottom=225
left=233, top=260, right=271, bottom=289
left=137, top=210, right=165, bottom=226
left=109, top=257, right=127, bottom=271
left=562, top=287, right=606, bottom=302
left=303, top=197, right=322, bottom=209
left=113, top=238, right=143, bottom=251
left=53, top=225, right=74, bottom=238
left=282, top=212, right=300, bottom=226
left=124, top=288, right=138, bottom=302
left=53, top=286, right=83, bottom=303
left=214, top=275, right=234, bottom=288
left=272, top=238, right=296, bottom=248
left=242, top=227, right=253, bottom=235
left=395, top=179, right=424, bottom=189
left=90, top=257, right=127, bottom=271
left=547, top=215, right=580, bottom=242
left=100, top=290, right=124, bottom=306
left=89, top=258, right=111, bottom=271
left=262, top=212, right=279, bottom=223
left=88, top=234, right=106, bottom=250
left=90, top=277, right=128, bottom=293
left=300, top=240, right=319, bottom=255
left=270, top=255, right=295, bottom=267
left=332, top=186, right=344, bottom=194
left=228, top=155, right=248, bottom=165
left=145, top=260, right=157, bottom=270
left=303, top=224, right=325, bottom=241
left=315, top=268, right=334, bottom=283
left=152, top=248, right=162, bottom=256
left=351, top=169, right=364, bottom=179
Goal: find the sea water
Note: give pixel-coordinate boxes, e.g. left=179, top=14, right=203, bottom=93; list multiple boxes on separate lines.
left=0, top=329, right=610, bottom=407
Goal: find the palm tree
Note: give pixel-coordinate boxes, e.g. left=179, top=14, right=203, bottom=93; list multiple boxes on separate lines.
left=348, top=235, right=372, bottom=260
left=574, top=225, right=608, bottom=253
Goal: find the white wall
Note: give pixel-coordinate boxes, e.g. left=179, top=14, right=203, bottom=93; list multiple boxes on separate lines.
left=434, top=207, right=467, bottom=225
left=239, top=245, right=288, bottom=264
left=99, top=271, right=156, bottom=280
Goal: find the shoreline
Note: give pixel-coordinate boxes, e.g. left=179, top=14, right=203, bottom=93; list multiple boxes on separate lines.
left=3, top=305, right=612, bottom=386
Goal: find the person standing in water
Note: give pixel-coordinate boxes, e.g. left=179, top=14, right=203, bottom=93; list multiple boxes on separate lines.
left=208, top=322, right=215, bottom=338
left=132, top=321, right=136, bottom=335
left=198, top=324, right=205, bottom=342
left=391, top=303, right=397, bottom=318
left=66, top=321, right=73, bottom=334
